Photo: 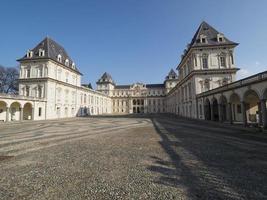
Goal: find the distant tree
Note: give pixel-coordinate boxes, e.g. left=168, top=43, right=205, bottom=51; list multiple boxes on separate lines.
left=0, top=65, right=19, bottom=94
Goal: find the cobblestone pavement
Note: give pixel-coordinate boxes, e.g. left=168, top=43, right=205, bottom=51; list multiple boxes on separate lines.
left=0, top=115, right=267, bottom=200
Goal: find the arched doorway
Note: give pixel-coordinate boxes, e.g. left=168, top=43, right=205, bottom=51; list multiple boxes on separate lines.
left=132, top=99, right=144, bottom=114
left=243, top=90, right=260, bottom=126
left=204, top=98, right=211, bottom=120
left=10, top=102, right=21, bottom=121
left=0, top=101, right=7, bottom=122
left=230, top=93, right=242, bottom=123
left=219, top=95, right=227, bottom=122
left=212, top=98, right=219, bottom=121
left=23, top=103, right=33, bottom=120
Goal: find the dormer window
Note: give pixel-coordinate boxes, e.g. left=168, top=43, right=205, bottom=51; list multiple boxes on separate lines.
left=217, top=34, right=224, bottom=42
left=200, top=34, right=207, bottom=44
left=57, top=54, right=62, bottom=62
left=39, top=49, right=45, bottom=57
left=72, top=62, right=75, bottom=69
left=65, top=59, right=69, bottom=66
left=27, top=50, right=33, bottom=58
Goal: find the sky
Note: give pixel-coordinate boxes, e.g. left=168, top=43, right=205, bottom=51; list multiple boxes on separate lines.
left=0, top=0, right=267, bottom=88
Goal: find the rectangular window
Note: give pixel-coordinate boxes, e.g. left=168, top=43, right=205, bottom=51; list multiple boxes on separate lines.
left=220, top=57, right=226, bottom=67
left=26, top=68, right=31, bottom=78
left=38, top=107, right=42, bottom=116
left=202, top=57, right=208, bottom=69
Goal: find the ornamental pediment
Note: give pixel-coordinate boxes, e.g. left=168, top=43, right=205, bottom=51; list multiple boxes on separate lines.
left=130, top=83, right=147, bottom=90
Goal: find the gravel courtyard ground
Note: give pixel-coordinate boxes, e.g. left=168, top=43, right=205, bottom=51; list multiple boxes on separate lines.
left=0, top=115, right=267, bottom=200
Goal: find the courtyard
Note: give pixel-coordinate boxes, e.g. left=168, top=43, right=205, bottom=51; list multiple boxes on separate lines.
left=0, top=115, right=267, bottom=200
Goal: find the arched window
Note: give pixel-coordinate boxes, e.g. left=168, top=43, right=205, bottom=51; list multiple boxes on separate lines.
left=57, top=54, right=62, bottom=62
left=39, top=49, right=45, bottom=57
left=72, top=62, right=75, bottom=69
left=27, top=50, right=33, bottom=58
left=65, top=59, right=69, bottom=66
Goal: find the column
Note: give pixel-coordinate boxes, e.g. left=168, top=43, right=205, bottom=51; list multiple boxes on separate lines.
left=241, top=101, right=247, bottom=126
left=6, top=107, right=9, bottom=122
left=144, top=98, right=148, bottom=114
left=196, top=99, right=199, bottom=119
left=228, top=103, right=233, bottom=124
left=19, top=107, right=23, bottom=121
left=210, top=103, right=214, bottom=121
left=257, top=102, right=262, bottom=126
left=31, top=107, right=35, bottom=120
left=129, top=99, right=132, bottom=114
left=261, top=99, right=267, bottom=129
left=218, top=104, right=222, bottom=122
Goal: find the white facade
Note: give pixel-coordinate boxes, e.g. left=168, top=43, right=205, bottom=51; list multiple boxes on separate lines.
left=0, top=38, right=112, bottom=122
left=2, top=21, right=267, bottom=129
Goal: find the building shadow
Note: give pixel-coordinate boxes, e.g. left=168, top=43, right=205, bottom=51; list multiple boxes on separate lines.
left=148, top=116, right=267, bottom=200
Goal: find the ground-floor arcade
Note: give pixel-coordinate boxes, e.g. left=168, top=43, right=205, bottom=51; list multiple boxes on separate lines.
left=197, top=72, right=267, bottom=129
left=0, top=95, right=46, bottom=122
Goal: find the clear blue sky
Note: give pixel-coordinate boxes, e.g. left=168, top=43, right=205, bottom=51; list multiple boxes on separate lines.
left=0, top=0, right=266, bottom=88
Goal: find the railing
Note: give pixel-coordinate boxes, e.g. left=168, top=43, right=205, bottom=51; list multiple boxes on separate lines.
left=197, top=70, right=267, bottom=98
left=0, top=93, right=44, bottom=101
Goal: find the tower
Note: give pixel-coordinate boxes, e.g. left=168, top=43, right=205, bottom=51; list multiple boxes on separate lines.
left=96, top=72, right=115, bottom=96
left=176, top=21, right=239, bottom=118
left=164, top=69, right=179, bottom=93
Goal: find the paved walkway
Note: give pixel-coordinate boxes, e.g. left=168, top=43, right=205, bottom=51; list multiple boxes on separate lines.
left=0, top=115, right=267, bottom=199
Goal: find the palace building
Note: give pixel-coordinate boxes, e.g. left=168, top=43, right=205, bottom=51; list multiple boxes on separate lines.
left=1, top=21, right=267, bottom=129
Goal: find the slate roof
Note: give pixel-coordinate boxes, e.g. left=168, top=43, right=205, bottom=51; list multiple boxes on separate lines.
left=189, top=21, right=238, bottom=48
left=166, top=69, right=178, bottom=80
left=96, top=72, right=115, bottom=84
left=146, top=84, right=165, bottom=88
left=114, top=85, right=131, bottom=89
left=178, top=21, right=238, bottom=69
left=82, top=83, right=93, bottom=89
left=114, top=83, right=165, bottom=89
left=17, top=37, right=81, bottom=74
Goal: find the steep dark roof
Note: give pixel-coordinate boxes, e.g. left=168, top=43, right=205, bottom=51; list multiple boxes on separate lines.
left=178, top=21, right=238, bottom=69
left=82, top=83, right=93, bottom=89
left=114, top=85, right=130, bottom=89
left=17, top=37, right=81, bottom=74
left=189, top=21, right=238, bottom=48
left=166, top=69, right=178, bottom=80
left=146, top=84, right=165, bottom=88
left=96, top=72, right=115, bottom=84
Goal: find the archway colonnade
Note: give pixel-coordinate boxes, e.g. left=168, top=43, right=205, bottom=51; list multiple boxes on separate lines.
left=198, top=87, right=267, bottom=129
left=0, top=98, right=35, bottom=122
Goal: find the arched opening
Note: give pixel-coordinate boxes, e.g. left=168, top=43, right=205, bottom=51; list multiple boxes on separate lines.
left=261, top=89, right=267, bottom=128
left=204, top=98, right=211, bottom=120
left=0, top=101, right=7, bottom=122
left=243, top=90, right=260, bottom=126
left=10, top=102, right=21, bottom=121
left=23, top=103, right=33, bottom=120
left=219, top=95, right=227, bottom=122
left=230, top=93, right=242, bottom=123
left=263, top=89, right=267, bottom=100
left=212, top=98, right=219, bottom=121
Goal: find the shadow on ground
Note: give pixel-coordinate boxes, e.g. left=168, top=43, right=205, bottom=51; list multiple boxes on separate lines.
left=147, top=115, right=267, bottom=200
